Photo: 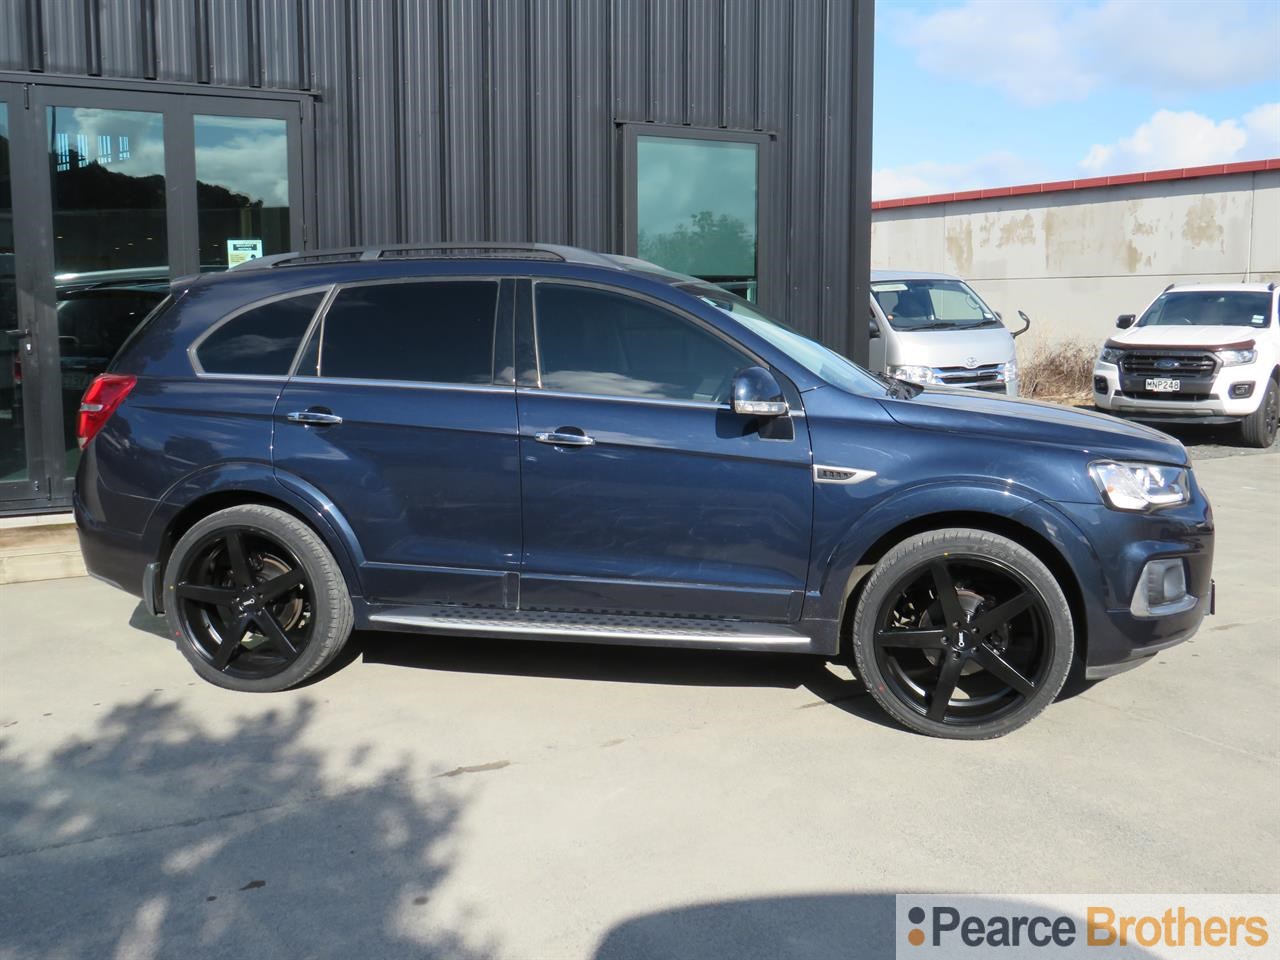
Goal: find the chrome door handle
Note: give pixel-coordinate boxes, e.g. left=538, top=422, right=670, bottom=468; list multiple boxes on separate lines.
left=287, top=410, right=343, bottom=426
left=534, top=430, right=595, bottom=447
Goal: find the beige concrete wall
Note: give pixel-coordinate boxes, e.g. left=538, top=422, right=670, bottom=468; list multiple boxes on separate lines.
left=870, top=171, right=1280, bottom=356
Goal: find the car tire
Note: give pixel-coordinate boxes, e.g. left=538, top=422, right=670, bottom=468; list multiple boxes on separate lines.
left=162, top=504, right=354, bottom=692
left=1240, top=377, right=1278, bottom=449
left=850, top=528, right=1074, bottom=739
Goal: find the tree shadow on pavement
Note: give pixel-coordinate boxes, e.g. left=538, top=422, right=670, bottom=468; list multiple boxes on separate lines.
left=0, top=694, right=492, bottom=960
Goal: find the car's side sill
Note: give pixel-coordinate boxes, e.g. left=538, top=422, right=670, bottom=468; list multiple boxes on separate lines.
left=366, top=605, right=822, bottom=654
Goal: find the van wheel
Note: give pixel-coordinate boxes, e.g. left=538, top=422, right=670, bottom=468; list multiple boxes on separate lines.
left=850, top=528, right=1073, bottom=739
left=1240, top=378, right=1278, bottom=448
left=162, top=505, right=354, bottom=692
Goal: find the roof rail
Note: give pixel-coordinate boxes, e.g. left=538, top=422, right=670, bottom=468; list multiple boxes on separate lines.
left=232, top=242, right=618, bottom=271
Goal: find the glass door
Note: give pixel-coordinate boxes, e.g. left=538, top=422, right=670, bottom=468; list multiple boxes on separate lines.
left=0, top=83, right=304, bottom=512
left=0, top=85, right=45, bottom=505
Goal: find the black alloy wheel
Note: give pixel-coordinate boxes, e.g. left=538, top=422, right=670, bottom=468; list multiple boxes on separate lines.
left=851, top=529, right=1074, bottom=739
left=163, top=504, right=354, bottom=691
left=173, top=526, right=314, bottom=679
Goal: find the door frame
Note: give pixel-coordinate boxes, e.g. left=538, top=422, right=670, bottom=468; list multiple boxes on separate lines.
left=0, top=74, right=313, bottom=511
left=0, top=82, right=46, bottom=507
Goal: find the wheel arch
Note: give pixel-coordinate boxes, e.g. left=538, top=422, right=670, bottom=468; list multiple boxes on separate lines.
left=834, top=508, right=1091, bottom=666
left=144, top=467, right=365, bottom=609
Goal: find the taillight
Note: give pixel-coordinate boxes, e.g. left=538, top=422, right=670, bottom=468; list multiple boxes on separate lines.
left=12, top=357, right=21, bottom=384
left=77, top=374, right=136, bottom=449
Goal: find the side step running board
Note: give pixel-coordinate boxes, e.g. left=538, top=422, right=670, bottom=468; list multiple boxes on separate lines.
left=366, top=605, right=821, bottom=653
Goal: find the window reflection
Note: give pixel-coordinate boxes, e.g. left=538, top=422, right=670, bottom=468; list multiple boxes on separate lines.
left=195, top=116, right=290, bottom=270
left=636, top=136, right=758, bottom=297
left=47, top=106, right=169, bottom=475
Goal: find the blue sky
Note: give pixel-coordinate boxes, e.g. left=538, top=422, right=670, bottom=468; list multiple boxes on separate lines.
left=873, top=0, right=1280, bottom=199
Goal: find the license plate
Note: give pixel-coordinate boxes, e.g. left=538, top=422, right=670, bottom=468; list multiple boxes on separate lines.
left=63, top=372, right=92, bottom=391
left=1145, top=377, right=1180, bottom=392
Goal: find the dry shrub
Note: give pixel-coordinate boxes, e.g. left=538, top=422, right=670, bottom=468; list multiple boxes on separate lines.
left=1019, top=339, right=1097, bottom=402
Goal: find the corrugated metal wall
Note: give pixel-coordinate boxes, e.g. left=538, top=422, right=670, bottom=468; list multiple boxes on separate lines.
left=1, top=0, right=873, bottom=354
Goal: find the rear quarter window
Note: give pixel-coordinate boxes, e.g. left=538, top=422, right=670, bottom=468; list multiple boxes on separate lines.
left=195, top=291, right=325, bottom=376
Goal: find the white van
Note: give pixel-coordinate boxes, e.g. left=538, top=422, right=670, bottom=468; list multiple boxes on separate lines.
left=868, top=270, right=1029, bottom=396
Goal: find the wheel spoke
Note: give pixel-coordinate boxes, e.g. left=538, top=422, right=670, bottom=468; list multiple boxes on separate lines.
left=258, top=567, right=305, bottom=601
left=175, top=582, right=238, bottom=606
left=875, top=627, right=947, bottom=649
left=974, top=644, right=1037, bottom=697
left=929, top=560, right=966, bottom=628
left=211, top=614, right=249, bottom=669
left=252, top=611, right=298, bottom=657
left=970, top=592, right=1035, bottom=640
left=224, top=530, right=254, bottom=588
left=927, top=654, right=965, bottom=722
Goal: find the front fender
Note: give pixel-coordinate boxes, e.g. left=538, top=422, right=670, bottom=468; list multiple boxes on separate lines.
left=142, top=461, right=365, bottom=598
left=808, top=480, right=1101, bottom=624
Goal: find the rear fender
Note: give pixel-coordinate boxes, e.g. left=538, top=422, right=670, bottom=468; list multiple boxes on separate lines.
left=142, top=461, right=365, bottom=598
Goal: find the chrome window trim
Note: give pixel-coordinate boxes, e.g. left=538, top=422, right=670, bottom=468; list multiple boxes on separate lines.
left=188, top=284, right=334, bottom=376
left=294, top=376, right=514, bottom=394
left=287, top=283, right=341, bottom=377
left=527, top=277, right=778, bottom=405
left=518, top=387, right=804, bottom=416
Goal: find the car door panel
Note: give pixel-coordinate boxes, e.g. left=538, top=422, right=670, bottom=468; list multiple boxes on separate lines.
left=515, top=279, right=814, bottom=622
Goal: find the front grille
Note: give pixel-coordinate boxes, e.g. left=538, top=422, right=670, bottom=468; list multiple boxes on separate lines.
left=936, top=364, right=1004, bottom=388
left=1119, top=351, right=1218, bottom=378
left=1121, top=390, right=1216, bottom=403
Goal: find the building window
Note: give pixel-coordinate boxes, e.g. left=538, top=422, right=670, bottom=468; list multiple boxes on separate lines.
left=195, top=116, right=291, bottom=270
left=633, top=133, right=760, bottom=301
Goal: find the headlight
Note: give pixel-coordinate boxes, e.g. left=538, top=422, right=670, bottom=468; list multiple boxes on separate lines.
left=888, top=364, right=941, bottom=385
left=1003, top=358, right=1018, bottom=380
left=1089, top=460, right=1191, bottom=511
left=1099, top=347, right=1123, bottom=364
left=1216, top=348, right=1257, bottom=366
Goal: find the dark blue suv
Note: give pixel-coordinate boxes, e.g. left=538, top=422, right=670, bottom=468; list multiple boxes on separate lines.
left=75, top=244, right=1214, bottom=738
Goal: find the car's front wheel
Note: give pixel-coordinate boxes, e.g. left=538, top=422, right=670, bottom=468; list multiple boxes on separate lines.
left=850, top=528, right=1074, bottom=739
left=162, top=504, right=354, bottom=692
left=1240, top=377, right=1278, bottom=449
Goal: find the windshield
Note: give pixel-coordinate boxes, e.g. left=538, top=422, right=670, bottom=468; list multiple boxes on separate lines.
left=871, top=279, right=1002, bottom=332
left=1137, top=291, right=1273, bottom=328
left=677, top=283, right=885, bottom=397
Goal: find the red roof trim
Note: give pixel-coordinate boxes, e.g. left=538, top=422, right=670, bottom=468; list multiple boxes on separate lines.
left=872, top=157, right=1280, bottom=210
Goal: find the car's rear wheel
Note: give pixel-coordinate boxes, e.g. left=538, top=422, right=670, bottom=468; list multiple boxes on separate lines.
left=850, top=528, right=1073, bottom=739
left=162, top=504, right=353, bottom=692
left=1240, top=377, right=1278, bottom=449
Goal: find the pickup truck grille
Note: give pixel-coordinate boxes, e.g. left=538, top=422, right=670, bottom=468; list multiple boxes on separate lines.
left=1119, top=351, right=1218, bottom=377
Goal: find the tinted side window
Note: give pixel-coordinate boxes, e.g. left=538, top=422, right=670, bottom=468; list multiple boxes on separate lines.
left=197, top=292, right=323, bottom=375
left=320, top=281, right=497, bottom=384
left=534, top=283, right=749, bottom=402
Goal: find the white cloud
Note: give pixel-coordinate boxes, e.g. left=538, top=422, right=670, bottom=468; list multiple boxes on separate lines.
left=872, top=152, right=1038, bottom=200
left=1081, top=104, right=1278, bottom=174
left=889, top=0, right=1277, bottom=106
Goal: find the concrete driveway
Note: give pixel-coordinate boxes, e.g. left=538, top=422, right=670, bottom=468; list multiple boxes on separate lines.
left=2, top=452, right=1276, bottom=959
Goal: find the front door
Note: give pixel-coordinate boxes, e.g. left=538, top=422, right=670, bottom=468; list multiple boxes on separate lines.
left=516, top=280, right=814, bottom=622
left=273, top=277, right=522, bottom=607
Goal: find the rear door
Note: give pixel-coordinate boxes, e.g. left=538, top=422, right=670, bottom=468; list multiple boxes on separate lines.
left=273, top=277, right=521, bottom=607
left=515, top=280, right=814, bottom=622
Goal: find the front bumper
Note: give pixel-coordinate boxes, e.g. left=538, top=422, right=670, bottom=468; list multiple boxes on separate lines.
left=1043, top=492, right=1214, bottom=677
left=1092, top=359, right=1264, bottom=423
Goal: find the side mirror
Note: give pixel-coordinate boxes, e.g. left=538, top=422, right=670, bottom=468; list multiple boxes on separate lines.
left=1012, top=310, right=1031, bottom=338
left=731, top=366, right=788, bottom=417
left=869, top=316, right=881, bottom=339
left=1116, top=314, right=1135, bottom=329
